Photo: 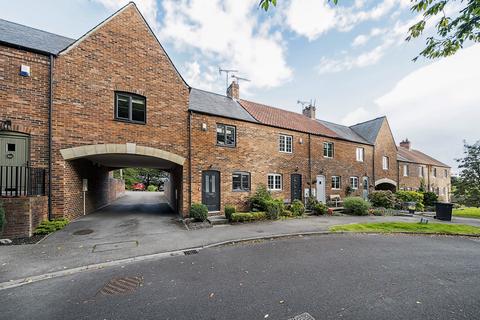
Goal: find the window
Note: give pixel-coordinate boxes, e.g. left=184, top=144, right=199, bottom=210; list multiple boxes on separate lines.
left=115, top=92, right=146, bottom=123
left=324, top=142, right=334, bottom=158
left=279, top=134, right=293, bottom=153
left=6, top=143, right=15, bottom=152
left=403, top=164, right=409, bottom=177
left=433, top=168, right=437, bottom=177
left=418, top=166, right=424, bottom=177
left=356, top=147, right=364, bottom=162
left=331, top=176, right=341, bottom=189
left=350, top=177, right=359, bottom=189
left=442, top=187, right=447, bottom=195
left=267, top=174, right=282, bottom=191
left=232, top=172, right=250, bottom=191
left=382, top=156, right=389, bottom=170
left=444, top=169, right=448, bottom=178
left=216, top=124, right=236, bottom=147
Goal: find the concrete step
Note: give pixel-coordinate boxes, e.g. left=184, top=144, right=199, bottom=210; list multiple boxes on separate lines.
left=208, top=215, right=229, bottom=225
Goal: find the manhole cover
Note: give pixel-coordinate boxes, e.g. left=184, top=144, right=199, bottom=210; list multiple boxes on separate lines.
left=183, top=249, right=199, bottom=255
left=73, top=229, right=94, bottom=235
left=99, top=276, right=143, bottom=296
left=289, top=312, right=316, bottom=320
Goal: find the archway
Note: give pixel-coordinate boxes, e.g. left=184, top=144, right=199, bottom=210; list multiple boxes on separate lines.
left=374, top=178, right=397, bottom=192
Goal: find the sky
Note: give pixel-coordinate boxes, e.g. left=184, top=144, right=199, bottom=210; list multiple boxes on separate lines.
left=1, top=0, right=478, bottom=171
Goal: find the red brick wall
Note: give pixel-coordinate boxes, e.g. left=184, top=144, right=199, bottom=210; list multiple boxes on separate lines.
left=398, top=161, right=451, bottom=201
left=373, top=120, right=399, bottom=188
left=1, top=196, right=48, bottom=238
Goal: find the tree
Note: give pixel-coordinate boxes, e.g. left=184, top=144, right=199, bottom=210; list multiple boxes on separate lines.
left=113, top=168, right=169, bottom=189
left=258, top=0, right=480, bottom=60
left=454, top=141, right=480, bottom=207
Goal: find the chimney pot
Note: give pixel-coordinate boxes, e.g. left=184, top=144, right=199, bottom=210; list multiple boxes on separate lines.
left=226, top=80, right=239, bottom=100
left=302, top=105, right=316, bottom=120
left=400, top=138, right=411, bottom=150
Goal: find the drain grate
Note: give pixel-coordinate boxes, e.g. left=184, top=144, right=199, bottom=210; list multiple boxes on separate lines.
left=289, top=313, right=316, bottom=320
left=99, top=276, right=143, bottom=296
left=183, top=249, right=199, bottom=255
left=73, top=229, right=94, bottom=235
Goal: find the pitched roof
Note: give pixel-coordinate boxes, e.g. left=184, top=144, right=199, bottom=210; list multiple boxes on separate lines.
left=239, top=99, right=340, bottom=137
left=317, top=119, right=370, bottom=144
left=0, top=18, right=74, bottom=55
left=349, top=116, right=386, bottom=144
left=189, top=89, right=258, bottom=122
left=398, top=146, right=450, bottom=168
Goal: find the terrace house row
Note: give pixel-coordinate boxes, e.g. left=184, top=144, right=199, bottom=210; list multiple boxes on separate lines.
left=0, top=3, right=451, bottom=238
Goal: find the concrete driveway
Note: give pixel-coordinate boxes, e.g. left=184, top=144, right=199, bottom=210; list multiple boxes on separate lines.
left=42, top=191, right=183, bottom=245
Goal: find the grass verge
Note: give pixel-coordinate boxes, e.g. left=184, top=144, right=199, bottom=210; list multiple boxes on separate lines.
left=453, top=207, right=480, bottom=219
left=329, top=222, right=480, bottom=235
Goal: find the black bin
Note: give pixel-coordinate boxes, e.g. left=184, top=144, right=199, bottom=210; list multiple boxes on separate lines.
left=434, top=202, right=453, bottom=221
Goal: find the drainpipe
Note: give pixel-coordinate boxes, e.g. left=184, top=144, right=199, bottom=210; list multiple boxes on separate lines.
left=372, top=145, right=376, bottom=189
left=188, top=110, right=193, bottom=212
left=308, top=133, right=312, bottom=197
left=48, top=54, right=54, bottom=221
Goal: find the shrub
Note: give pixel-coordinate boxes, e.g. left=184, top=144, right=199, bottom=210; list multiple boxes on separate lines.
left=343, top=197, right=371, bottom=216
left=0, top=201, right=5, bottom=234
left=280, top=209, right=294, bottom=217
left=313, top=202, right=328, bottom=215
left=290, top=200, right=305, bottom=216
left=368, top=191, right=396, bottom=209
left=224, top=205, right=236, bottom=221
left=147, top=185, right=158, bottom=192
left=369, top=207, right=386, bottom=216
left=423, top=191, right=438, bottom=207
left=189, top=203, right=208, bottom=222
left=395, top=191, right=424, bottom=211
left=249, top=185, right=273, bottom=212
left=230, top=212, right=267, bottom=222
left=265, top=199, right=284, bottom=220
left=34, top=218, right=69, bottom=235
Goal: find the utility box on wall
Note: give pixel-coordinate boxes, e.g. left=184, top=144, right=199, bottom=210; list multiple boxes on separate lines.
left=82, top=179, right=88, bottom=192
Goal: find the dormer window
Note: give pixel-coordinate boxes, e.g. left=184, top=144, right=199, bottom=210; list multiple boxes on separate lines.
left=115, top=92, right=146, bottom=124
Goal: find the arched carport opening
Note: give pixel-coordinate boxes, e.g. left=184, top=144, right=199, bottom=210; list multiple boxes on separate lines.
left=374, top=178, right=397, bottom=193
left=60, top=144, right=185, bottom=218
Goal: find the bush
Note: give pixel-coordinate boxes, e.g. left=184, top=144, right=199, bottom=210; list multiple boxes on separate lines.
left=224, top=205, right=236, bottom=221
left=313, top=202, right=328, bottom=215
left=423, top=191, right=438, bottom=207
left=249, top=185, right=273, bottom=212
left=289, top=200, right=305, bottom=216
left=305, top=196, right=319, bottom=211
left=368, top=191, right=396, bottom=209
left=280, top=209, right=294, bottom=217
left=395, top=191, right=424, bottom=211
left=147, top=185, right=158, bottom=192
left=343, top=197, right=371, bottom=216
left=230, top=212, right=267, bottom=222
left=265, top=199, right=284, bottom=220
left=0, top=201, right=5, bottom=234
left=190, top=203, right=208, bottom=222
left=369, top=207, right=386, bottom=216
left=33, top=218, right=69, bottom=235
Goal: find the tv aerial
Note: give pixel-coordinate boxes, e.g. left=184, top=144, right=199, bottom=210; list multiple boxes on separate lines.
left=219, top=67, right=238, bottom=90
left=231, top=74, right=250, bottom=84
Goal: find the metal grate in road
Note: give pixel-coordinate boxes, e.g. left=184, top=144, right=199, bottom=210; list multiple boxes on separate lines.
left=99, top=276, right=143, bottom=296
left=183, top=249, right=199, bottom=255
left=288, top=312, right=316, bottom=320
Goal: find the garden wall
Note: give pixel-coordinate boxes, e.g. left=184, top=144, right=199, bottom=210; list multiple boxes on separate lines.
left=1, top=196, right=48, bottom=238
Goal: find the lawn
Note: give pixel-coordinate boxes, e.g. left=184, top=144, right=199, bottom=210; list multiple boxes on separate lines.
left=453, top=207, right=480, bottom=219
left=330, top=222, right=480, bottom=235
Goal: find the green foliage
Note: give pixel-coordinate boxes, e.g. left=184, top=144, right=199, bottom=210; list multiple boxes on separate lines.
left=454, top=141, right=480, bottom=207
left=423, top=191, right=438, bottom=207
left=369, top=207, right=386, bottom=216
left=115, top=168, right=168, bottom=190
left=368, top=190, right=396, bottom=209
left=230, top=212, right=267, bottom=223
left=345, top=186, right=353, bottom=197
left=249, top=185, right=273, bottom=212
left=147, top=185, right=158, bottom=192
left=265, top=199, right=285, bottom=220
left=289, top=199, right=305, bottom=216
left=453, top=207, right=480, bottom=219
left=313, top=202, right=328, bottom=215
left=305, top=196, right=318, bottom=211
left=189, top=203, right=208, bottom=222
left=224, top=205, right=236, bottom=221
left=395, top=191, right=425, bottom=211
left=343, top=197, right=371, bottom=216
left=330, top=222, right=480, bottom=235
left=0, top=201, right=5, bottom=234
left=33, top=218, right=69, bottom=235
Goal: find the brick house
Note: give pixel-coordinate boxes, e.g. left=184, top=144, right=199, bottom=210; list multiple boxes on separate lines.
left=0, top=3, right=450, bottom=237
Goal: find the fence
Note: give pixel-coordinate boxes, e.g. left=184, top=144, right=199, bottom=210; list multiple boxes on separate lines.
left=0, top=166, right=46, bottom=197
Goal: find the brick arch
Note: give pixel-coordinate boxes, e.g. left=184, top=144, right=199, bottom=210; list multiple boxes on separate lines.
left=59, top=143, right=186, bottom=166
left=374, top=178, right=397, bottom=187
left=0, top=124, right=32, bottom=135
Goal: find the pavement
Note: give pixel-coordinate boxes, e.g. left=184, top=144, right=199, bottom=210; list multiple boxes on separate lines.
left=2, top=234, right=480, bottom=320
left=1, top=192, right=480, bottom=286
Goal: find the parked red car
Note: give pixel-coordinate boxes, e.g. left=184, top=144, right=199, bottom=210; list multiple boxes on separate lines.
left=132, top=182, right=145, bottom=191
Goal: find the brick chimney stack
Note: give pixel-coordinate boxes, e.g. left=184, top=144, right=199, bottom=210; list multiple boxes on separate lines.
left=400, top=138, right=411, bottom=150
left=302, top=105, right=316, bottom=120
left=226, top=80, right=239, bottom=100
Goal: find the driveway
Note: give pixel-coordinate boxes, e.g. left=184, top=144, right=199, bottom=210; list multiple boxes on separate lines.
left=42, top=191, right=183, bottom=246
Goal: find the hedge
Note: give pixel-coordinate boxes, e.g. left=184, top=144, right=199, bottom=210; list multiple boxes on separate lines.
left=230, top=212, right=267, bottom=223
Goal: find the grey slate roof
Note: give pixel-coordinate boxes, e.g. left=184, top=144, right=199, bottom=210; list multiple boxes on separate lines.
left=0, top=19, right=75, bottom=55
left=317, top=119, right=371, bottom=145
left=189, top=88, right=258, bottom=123
left=349, top=116, right=386, bottom=144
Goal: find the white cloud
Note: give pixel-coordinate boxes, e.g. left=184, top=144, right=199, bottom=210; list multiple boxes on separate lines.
left=159, top=0, right=292, bottom=90
left=342, top=45, right=480, bottom=169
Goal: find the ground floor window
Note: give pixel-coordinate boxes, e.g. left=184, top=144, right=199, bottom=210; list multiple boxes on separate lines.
left=232, top=172, right=250, bottom=191
left=331, top=176, right=341, bottom=190
left=267, top=174, right=282, bottom=190
left=350, top=176, right=359, bottom=189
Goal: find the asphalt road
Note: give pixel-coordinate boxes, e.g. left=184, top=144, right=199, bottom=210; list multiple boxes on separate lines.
left=2, top=234, right=479, bottom=320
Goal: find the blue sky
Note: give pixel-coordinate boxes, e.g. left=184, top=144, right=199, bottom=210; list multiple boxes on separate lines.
left=1, top=0, right=478, bottom=171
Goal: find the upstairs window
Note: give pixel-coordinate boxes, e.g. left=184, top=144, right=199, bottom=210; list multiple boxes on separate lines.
left=382, top=156, right=389, bottom=170
left=356, top=147, right=364, bottom=162
left=217, top=124, right=236, bottom=147
left=418, top=166, right=425, bottom=177
left=350, top=176, right=359, bottom=190
left=324, top=142, right=334, bottom=158
left=403, top=164, right=409, bottom=177
left=267, top=174, right=282, bottom=191
left=279, top=134, right=293, bottom=153
left=331, top=176, right=341, bottom=189
left=232, top=172, right=250, bottom=191
left=433, top=168, right=437, bottom=177
left=444, top=169, right=448, bottom=178
left=115, top=92, right=146, bottom=124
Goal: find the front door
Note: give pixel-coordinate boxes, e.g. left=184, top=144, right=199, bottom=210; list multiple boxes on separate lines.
left=202, top=170, right=220, bottom=212
left=362, top=176, right=369, bottom=200
left=316, top=175, right=326, bottom=203
left=291, top=174, right=302, bottom=202
left=0, top=133, right=29, bottom=194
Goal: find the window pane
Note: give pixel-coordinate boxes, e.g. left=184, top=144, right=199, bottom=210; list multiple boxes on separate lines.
left=225, top=126, right=235, bottom=146
left=275, top=175, right=281, bottom=189
left=7, top=143, right=15, bottom=152
left=117, top=95, right=129, bottom=119
left=232, top=173, right=241, bottom=191
left=286, top=136, right=292, bottom=152
left=279, top=136, right=285, bottom=152
left=216, top=125, right=225, bottom=145
left=132, top=98, right=145, bottom=122
left=241, top=174, right=250, bottom=190
left=268, top=175, right=274, bottom=189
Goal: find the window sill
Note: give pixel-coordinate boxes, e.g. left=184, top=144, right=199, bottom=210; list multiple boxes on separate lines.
left=216, top=144, right=236, bottom=148
left=324, top=156, right=333, bottom=159
left=279, top=151, right=293, bottom=154
left=114, top=118, right=146, bottom=125
left=268, top=189, right=283, bottom=192
left=232, top=189, right=250, bottom=193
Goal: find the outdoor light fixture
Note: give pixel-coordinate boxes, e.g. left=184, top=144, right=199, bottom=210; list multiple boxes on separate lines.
left=0, top=119, right=12, bottom=130
left=299, top=138, right=303, bottom=144
left=201, top=123, right=208, bottom=131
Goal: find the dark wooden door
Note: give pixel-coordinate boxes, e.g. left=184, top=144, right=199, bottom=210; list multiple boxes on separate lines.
left=202, top=170, right=220, bottom=211
left=291, top=174, right=302, bottom=201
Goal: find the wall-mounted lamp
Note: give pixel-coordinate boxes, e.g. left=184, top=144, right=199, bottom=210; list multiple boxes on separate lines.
left=201, top=123, right=208, bottom=131
left=20, top=65, right=31, bottom=77
left=299, top=138, right=303, bottom=144
left=0, top=119, right=12, bottom=130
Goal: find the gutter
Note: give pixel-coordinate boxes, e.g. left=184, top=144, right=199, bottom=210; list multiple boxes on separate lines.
left=48, top=54, right=54, bottom=221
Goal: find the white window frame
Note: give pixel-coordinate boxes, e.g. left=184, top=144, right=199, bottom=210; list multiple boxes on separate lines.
left=382, top=156, right=389, bottom=170
left=356, top=147, right=364, bottom=162
left=324, top=142, right=334, bottom=158
left=350, top=176, right=359, bottom=190
left=279, top=134, right=293, bottom=153
left=403, top=164, right=409, bottom=177
left=331, top=176, right=341, bottom=190
left=418, top=166, right=424, bottom=178
left=267, top=174, right=282, bottom=191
